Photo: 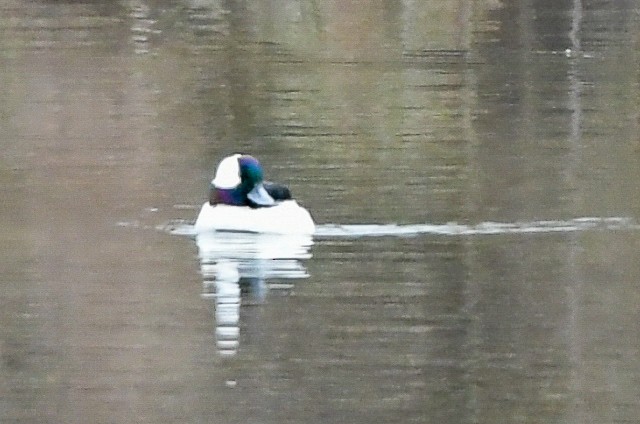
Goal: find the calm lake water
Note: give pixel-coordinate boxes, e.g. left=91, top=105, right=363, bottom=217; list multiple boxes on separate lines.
left=1, top=1, right=640, bottom=423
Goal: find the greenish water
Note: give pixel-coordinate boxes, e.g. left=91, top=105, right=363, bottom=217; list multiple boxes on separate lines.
left=1, top=1, right=640, bottom=423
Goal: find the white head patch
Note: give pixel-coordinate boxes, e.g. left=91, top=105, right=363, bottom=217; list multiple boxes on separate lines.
left=212, top=154, right=242, bottom=188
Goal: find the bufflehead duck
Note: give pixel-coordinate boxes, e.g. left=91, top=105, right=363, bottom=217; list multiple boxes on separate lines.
left=194, top=154, right=315, bottom=234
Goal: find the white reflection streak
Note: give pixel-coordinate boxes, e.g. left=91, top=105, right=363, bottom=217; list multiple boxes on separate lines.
left=201, top=260, right=241, bottom=356
left=197, top=232, right=313, bottom=356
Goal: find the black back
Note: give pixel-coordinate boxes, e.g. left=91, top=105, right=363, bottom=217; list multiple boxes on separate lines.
left=263, top=182, right=292, bottom=201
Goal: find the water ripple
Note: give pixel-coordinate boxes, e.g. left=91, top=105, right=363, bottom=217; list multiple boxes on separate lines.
left=314, top=217, right=640, bottom=238
left=161, top=216, right=640, bottom=238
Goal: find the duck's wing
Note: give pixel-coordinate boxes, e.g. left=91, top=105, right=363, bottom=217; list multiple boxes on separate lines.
left=247, top=183, right=276, bottom=207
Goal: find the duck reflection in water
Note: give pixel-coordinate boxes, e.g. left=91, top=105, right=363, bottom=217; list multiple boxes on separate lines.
left=197, top=231, right=313, bottom=356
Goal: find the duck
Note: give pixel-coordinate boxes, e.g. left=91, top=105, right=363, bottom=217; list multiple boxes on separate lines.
left=194, top=154, right=315, bottom=235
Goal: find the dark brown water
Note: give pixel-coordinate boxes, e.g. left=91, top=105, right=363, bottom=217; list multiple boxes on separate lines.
left=2, top=1, right=640, bottom=423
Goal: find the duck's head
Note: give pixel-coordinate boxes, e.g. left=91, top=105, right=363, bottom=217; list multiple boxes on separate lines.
left=212, top=154, right=275, bottom=207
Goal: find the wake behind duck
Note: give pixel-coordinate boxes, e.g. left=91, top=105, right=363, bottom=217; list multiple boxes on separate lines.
left=194, top=154, right=315, bottom=235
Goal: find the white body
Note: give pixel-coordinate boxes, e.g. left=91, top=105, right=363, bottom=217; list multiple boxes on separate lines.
left=194, top=200, right=315, bottom=235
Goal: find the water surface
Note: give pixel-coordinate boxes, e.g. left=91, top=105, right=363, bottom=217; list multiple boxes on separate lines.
left=1, top=1, right=640, bottom=423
